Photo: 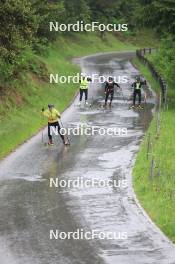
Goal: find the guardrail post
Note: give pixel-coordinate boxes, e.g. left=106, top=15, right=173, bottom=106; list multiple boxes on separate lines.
left=156, top=94, right=161, bottom=138
left=147, top=133, right=151, bottom=160
left=163, top=84, right=168, bottom=111
left=149, top=157, right=155, bottom=181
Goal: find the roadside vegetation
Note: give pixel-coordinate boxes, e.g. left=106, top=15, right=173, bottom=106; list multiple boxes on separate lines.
left=133, top=39, right=175, bottom=242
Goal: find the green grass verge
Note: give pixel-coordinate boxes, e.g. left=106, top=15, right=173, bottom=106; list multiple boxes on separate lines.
left=0, top=32, right=136, bottom=159
left=133, top=58, right=175, bottom=243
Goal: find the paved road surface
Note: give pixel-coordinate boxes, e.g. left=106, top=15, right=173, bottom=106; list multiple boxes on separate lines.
left=0, top=52, right=174, bottom=264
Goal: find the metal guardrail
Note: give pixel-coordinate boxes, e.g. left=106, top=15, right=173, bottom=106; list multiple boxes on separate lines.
left=136, top=48, right=168, bottom=110
left=136, top=48, right=169, bottom=181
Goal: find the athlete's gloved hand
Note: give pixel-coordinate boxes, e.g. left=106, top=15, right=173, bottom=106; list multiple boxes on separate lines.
left=41, top=108, right=44, bottom=112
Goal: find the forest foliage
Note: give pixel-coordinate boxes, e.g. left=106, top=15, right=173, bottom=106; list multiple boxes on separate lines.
left=0, top=0, right=174, bottom=84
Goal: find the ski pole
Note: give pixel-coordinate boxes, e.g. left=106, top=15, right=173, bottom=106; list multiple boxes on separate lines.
left=90, top=95, right=94, bottom=108
left=144, top=92, right=147, bottom=106
left=42, top=130, right=44, bottom=143
left=120, top=87, right=125, bottom=103
left=41, top=108, right=45, bottom=144
left=59, top=119, right=71, bottom=145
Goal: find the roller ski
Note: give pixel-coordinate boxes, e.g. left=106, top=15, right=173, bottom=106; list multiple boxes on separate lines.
left=77, top=101, right=92, bottom=108
left=137, top=104, right=144, bottom=110
left=130, top=104, right=144, bottom=110
left=48, top=139, right=54, bottom=146
left=85, top=101, right=92, bottom=108
left=64, top=140, right=70, bottom=146
left=129, top=105, right=136, bottom=109
left=103, top=101, right=112, bottom=108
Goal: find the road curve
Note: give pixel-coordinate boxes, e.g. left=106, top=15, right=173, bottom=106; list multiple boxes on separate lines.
left=0, top=52, right=174, bottom=264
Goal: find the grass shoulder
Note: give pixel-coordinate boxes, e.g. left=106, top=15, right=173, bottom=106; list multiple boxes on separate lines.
left=133, top=58, right=175, bottom=243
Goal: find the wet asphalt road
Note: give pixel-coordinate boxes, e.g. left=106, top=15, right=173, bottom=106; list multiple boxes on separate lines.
left=0, top=52, right=175, bottom=264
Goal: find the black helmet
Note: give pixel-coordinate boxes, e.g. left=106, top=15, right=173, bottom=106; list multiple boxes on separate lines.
left=48, top=104, right=54, bottom=108
left=108, top=76, right=113, bottom=81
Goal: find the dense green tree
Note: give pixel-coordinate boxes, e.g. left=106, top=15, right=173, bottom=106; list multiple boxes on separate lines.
left=134, top=0, right=175, bottom=34
left=153, top=0, right=175, bottom=34
left=64, top=0, right=90, bottom=24
left=87, top=0, right=119, bottom=23
left=0, top=0, right=38, bottom=81
left=31, top=0, right=65, bottom=43
left=150, top=36, right=175, bottom=85
left=0, top=0, right=38, bottom=60
left=0, top=0, right=175, bottom=83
